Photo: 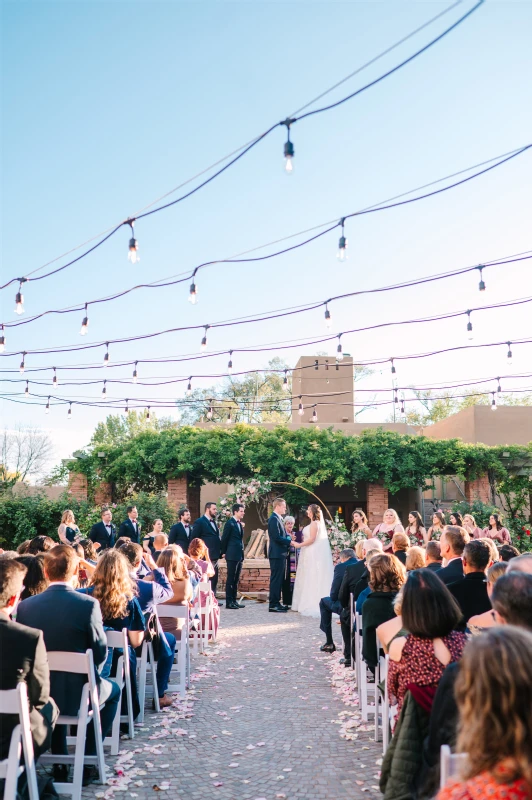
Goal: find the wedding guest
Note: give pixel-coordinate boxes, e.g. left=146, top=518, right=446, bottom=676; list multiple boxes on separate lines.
left=351, top=509, right=371, bottom=539
left=362, top=553, right=406, bottom=670
left=482, top=513, right=511, bottom=544
left=27, top=535, right=54, bottom=555
left=372, top=509, right=404, bottom=552
left=14, top=554, right=48, bottom=599
left=150, top=533, right=169, bottom=562
left=17, top=545, right=120, bottom=784
left=478, top=536, right=499, bottom=567
left=507, top=553, right=532, bottom=574
left=462, top=513, right=482, bottom=539
left=169, top=508, right=193, bottom=554
left=281, top=516, right=303, bottom=607
left=16, top=540, right=31, bottom=554
left=405, top=545, right=426, bottom=572
left=338, top=538, right=383, bottom=666
left=437, top=627, right=532, bottom=800
left=448, top=540, right=491, bottom=623
left=391, top=532, right=409, bottom=565
left=437, top=526, right=467, bottom=584
left=0, top=559, right=58, bottom=761
left=79, top=538, right=98, bottom=566
left=193, top=502, right=222, bottom=596
left=354, top=540, right=365, bottom=561
left=491, top=571, right=532, bottom=630
left=355, top=549, right=383, bottom=612
left=188, top=538, right=220, bottom=637
left=468, top=561, right=508, bottom=631
left=377, top=589, right=405, bottom=651
left=425, top=540, right=443, bottom=572
left=406, top=511, right=427, bottom=545
left=58, top=509, right=81, bottom=545
left=89, top=507, right=116, bottom=551
left=118, top=505, right=141, bottom=544
left=427, top=511, right=446, bottom=542
left=449, top=512, right=463, bottom=528
left=153, top=546, right=192, bottom=637
left=387, top=569, right=465, bottom=721
left=499, top=543, right=520, bottom=562
left=319, top=548, right=357, bottom=653
left=221, top=504, right=246, bottom=610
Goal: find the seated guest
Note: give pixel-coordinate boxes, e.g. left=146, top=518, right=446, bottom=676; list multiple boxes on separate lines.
left=377, top=588, right=405, bottom=651
left=188, top=538, right=219, bottom=637
left=437, top=526, right=467, bottom=584
left=391, top=532, right=409, bottom=565
left=57, top=509, right=81, bottom=545
left=425, top=540, right=443, bottom=572
left=507, top=553, right=532, bottom=574
left=79, top=538, right=98, bottom=566
left=405, top=545, right=425, bottom=572
left=17, top=540, right=31, bottom=554
left=478, top=536, right=499, bottom=566
left=338, top=538, right=383, bottom=665
left=89, top=508, right=116, bottom=551
left=387, top=569, right=465, bottom=722
left=468, top=561, right=508, bottom=631
left=482, top=512, right=512, bottom=545
left=355, top=549, right=382, bottom=612
left=27, top=536, right=54, bottom=555
left=437, top=627, right=532, bottom=800
left=14, top=554, right=48, bottom=599
left=168, top=507, right=193, bottom=554
left=153, top=547, right=192, bottom=637
left=80, top=549, right=144, bottom=716
left=319, top=548, right=357, bottom=653
left=448, top=540, right=491, bottom=623
left=118, top=505, right=141, bottom=544
left=118, top=541, right=176, bottom=708
left=146, top=533, right=169, bottom=563
left=17, top=546, right=120, bottom=784
left=491, top=571, right=532, bottom=630
left=362, top=553, right=406, bottom=670
left=499, top=543, right=520, bottom=562
left=0, top=560, right=58, bottom=761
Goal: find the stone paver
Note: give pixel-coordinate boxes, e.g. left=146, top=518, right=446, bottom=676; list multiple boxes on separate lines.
left=82, top=601, right=382, bottom=800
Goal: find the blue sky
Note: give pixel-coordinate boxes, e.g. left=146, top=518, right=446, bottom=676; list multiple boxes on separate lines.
left=1, top=0, right=531, bottom=467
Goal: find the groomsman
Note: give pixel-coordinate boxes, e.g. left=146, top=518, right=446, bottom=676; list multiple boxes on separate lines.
left=192, top=502, right=222, bottom=597
left=118, top=505, right=141, bottom=544
left=221, top=504, right=245, bottom=609
left=168, top=508, right=193, bottom=554
left=268, top=498, right=292, bottom=613
left=89, top=508, right=116, bottom=551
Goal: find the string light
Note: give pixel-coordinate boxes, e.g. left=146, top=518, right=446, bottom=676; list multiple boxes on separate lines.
left=188, top=271, right=198, bottom=304
left=282, top=118, right=295, bottom=174
left=45, top=396, right=50, bottom=414
left=80, top=304, right=89, bottom=335
left=132, top=362, right=138, bottom=383
left=394, top=389, right=399, bottom=405
left=14, top=280, right=25, bottom=315
left=24, top=381, right=29, bottom=397
left=336, top=334, right=343, bottom=362
left=298, top=397, right=304, bottom=416
left=311, top=405, right=318, bottom=423
left=200, top=325, right=209, bottom=352
left=227, top=351, right=233, bottom=374
left=67, top=402, right=72, bottom=419
left=507, top=341, right=513, bottom=365
left=491, top=391, right=497, bottom=411
left=186, top=377, right=192, bottom=396
left=478, top=265, right=486, bottom=292
left=283, top=370, right=289, bottom=391
left=102, top=380, right=107, bottom=399
left=19, top=352, right=26, bottom=374
left=466, top=311, right=473, bottom=340
left=103, top=343, right=110, bottom=366
left=391, top=359, right=396, bottom=375
left=400, top=398, right=405, bottom=415
left=337, top=218, right=347, bottom=261
left=497, top=378, right=502, bottom=394
left=125, top=399, right=129, bottom=413
left=324, top=303, right=332, bottom=329
left=127, top=220, right=139, bottom=264
left=0, top=324, right=5, bottom=353
left=146, top=406, right=151, bottom=421
left=52, top=368, right=58, bottom=387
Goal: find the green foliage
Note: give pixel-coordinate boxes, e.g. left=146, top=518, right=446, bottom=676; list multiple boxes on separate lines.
left=399, top=390, right=532, bottom=426
left=451, top=499, right=530, bottom=550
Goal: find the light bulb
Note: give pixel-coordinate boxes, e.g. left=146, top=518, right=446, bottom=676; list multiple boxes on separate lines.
left=102, top=381, right=107, bottom=399
left=391, top=359, right=396, bottom=375
left=478, top=266, right=486, bottom=292
left=227, top=352, right=233, bottom=373
left=311, top=406, right=318, bottom=423
left=52, top=369, right=58, bottom=387
left=188, top=280, right=198, bottom=304
left=400, top=401, right=405, bottom=415
left=125, top=400, right=129, bottom=413
left=491, top=394, right=497, bottom=411
left=337, top=235, right=347, bottom=261
left=394, top=391, right=399, bottom=405
left=0, top=325, right=5, bottom=353
left=45, top=397, right=50, bottom=414
left=19, top=354, right=26, bottom=374
left=127, top=221, right=139, bottom=263
left=132, top=363, right=138, bottom=383
left=336, top=338, right=343, bottom=361
left=298, top=398, right=304, bottom=416
left=497, top=379, right=502, bottom=394
left=324, top=306, right=331, bottom=328
left=80, top=316, right=89, bottom=335
left=14, top=283, right=24, bottom=315
left=507, top=342, right=513, bottom=366
left=284, top=140, right=294, bottom=174
left=283, top=371, right=289, bottom=391
left=103, top=345, right=110, bottom=367
left=466, top=312, right=473, bottom=341
left=146, top=407, right=151, bottom=421
left=186, top=378, right=192, bottom=396
left=24, top=381, right=29, bottom=397
left=67, top=404, right=72, bottom=419
left=200, top=326, right=209, bottom=352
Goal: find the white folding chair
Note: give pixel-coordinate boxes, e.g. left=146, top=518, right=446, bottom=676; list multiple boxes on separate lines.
left=440, top=745, right=468, bottom=788
left=374, top=634, right=390, bottom=745
left=39, top=649, right=106, bottom=800
left=354, top=611, right=364, bottom=691
left=349, top=593, right=355, bottom=671
left=137, top=640, right=160, bottom=721
left=104, top=629, right=134, bottom=752
left=156, top=604, right=190, bottom=699
left=381, top=654, right=391, bottom=754
left=0, top=683, right=39, bottom=800
left=192, top=581, right=217, bottom=652
left=357, top=615, right=377, bottom=724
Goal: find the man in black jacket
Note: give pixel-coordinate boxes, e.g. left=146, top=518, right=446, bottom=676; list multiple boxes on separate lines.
left=17, top=546, right=120, bottom=783
left=338, top=538, right=383, bottom=664
left=267, top=498, right=292, bottom=613
left=0, top=559, right=58, bottom=761
left=449, top=540, right=491, bottom=623
left=436, top=526, right=467, bottom=585
left=425, top=540, right=443, bottom=572
left=118, top=505, right=141, bottom=544
left=89, top=507, right=116, bottom=551
left=221, top=504, right=246, bottom=609
left=168, top=507, right=193, bottom=554
left=192, top=502, right=222, bottom=596
left=319, top=548, right=358, bottom=653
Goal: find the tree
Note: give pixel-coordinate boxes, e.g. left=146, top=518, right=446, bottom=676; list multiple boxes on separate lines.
left=392, top=390, right=532, bottom=426
left=0, top=425, right=54, bottom=486
left=89, top=410, right=177, bottom=450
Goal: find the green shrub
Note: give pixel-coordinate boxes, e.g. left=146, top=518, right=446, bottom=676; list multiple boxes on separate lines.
left=451, top=500, right=530, bottom=551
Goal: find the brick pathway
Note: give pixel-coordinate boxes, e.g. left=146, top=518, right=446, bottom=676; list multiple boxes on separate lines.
left=82, top=601, right=382, bottom=800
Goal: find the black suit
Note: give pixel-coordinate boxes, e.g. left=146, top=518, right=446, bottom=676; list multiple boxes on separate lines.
left=425, top=561, right=443, bottom=573
left=448, top=572, right=491, bottom=623
left=193, top=515, right=222, bottom=594
left=118, top=517, right=141, bottom=544
left=221, top=517, right=245, bottom=604
left=436, top=557, right=464, bottom=586
left=319, top=557, right=358, bottom=644
left=267, top=513, right=292, bottom=608
left=0, top=615, right=59, bottom=760
left=394, top=550, right=407, bottom=566
left=17, top=585, right=120, bottom=756
left=89, top=520, right=116, bottom=550
left=168, top=521, right=193, bottom=554
left=338, top=559, right=368, bottom=661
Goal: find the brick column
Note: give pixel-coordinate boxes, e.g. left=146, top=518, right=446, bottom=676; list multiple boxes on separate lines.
left=68, top=472, right=88, bottom=502
left=367, top=482, right=388, bottom=529
left=167, top=475, right=201, bottom=520
left=464, top=475, right=491, bottom=504
left=94, top=482, right=112, bottom=507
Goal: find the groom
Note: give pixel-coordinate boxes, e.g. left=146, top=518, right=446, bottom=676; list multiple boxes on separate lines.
left=268, top=498, right=292, bottom=613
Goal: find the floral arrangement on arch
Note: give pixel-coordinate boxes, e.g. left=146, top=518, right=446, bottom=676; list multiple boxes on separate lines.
left=216, top=478, right=273, bottom=525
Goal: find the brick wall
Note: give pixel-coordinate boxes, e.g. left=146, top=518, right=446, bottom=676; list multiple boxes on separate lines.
left=68, top=472, right=88, bottom=502
left=367, top=482, right=389, bottom=529
left=464, top=475, right=491, bottom=505
left=217, top=559, right=271, bottom=594
left=94, top=482, right=112, bottom=507
left=167, top=475, right=201, bottom=520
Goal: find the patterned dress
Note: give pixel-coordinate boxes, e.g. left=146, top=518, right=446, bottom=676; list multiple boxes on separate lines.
left=437, top=772, right=531, bottom=799
left=387, top=632, right=467, bottom=720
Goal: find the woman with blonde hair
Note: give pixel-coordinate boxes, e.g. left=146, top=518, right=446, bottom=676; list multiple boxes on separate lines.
left=405, top=545, right=426, bottom=572
left=462, top=513, right=482, bottom=539
left=437, top=627, right=532, bottom=799
left=479, top=537, right=500, bottom=566
left=354, top=539, right=366, bottom=561
left=372, top=509, right=404, bottom=552
left=188, top=538, right=220, bottom=637
left=155, top=546, right=193, bottom=638
left=58, top=509, right=81, bottom=545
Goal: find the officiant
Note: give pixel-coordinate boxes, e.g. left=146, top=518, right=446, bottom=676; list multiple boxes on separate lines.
left=281, top=515, right=303, bottom=608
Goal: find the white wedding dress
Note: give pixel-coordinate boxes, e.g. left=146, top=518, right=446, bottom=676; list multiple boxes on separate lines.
left=291, top=518, right=334, bottom=617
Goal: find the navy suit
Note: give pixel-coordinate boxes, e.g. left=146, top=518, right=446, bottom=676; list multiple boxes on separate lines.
left=436, top=557, right=464, bottom=586
left=425, top=561, right=443, bottom=573
left=168, top=521, right=193, bottom=554
left=118, top=518, right=141, bottom=544
left=319, top=557, right=358, bottom=644
left=267, top=513, right=292, bottom=608
left=193, top=515, right=222, bottom=594
left=89, top=520, right=116, bottom=550
left=221, top=517, right=245, bottom=604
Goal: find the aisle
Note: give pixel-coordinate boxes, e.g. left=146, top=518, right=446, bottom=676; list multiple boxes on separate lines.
left=82, top=602, right=382, bottom=800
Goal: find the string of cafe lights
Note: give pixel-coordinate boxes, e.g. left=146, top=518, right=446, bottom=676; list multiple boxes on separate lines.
left=1, top=0, right=487, bottom=298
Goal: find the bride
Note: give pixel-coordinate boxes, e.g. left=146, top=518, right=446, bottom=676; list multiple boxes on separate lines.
left=291, top=504, right=334, bottom=617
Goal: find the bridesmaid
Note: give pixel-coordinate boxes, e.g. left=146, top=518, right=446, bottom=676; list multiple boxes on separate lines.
left=483, top=513, right=512, bottom=544
left=463, top=513, right=483, bottom=539
left=449, top=511, right=464, bottom=528
left=427, top=511, right=446, bottom=541
left=405, top=511, right=427, bottom=546
left=351, top=509, right=372, bottom=539
left=372, top=509, right=404, bottom=552
left=58, top=509, right=81, bottom=545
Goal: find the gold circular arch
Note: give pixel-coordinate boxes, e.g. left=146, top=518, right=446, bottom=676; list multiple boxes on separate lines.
left=271, top=481, right=334, bottom=522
